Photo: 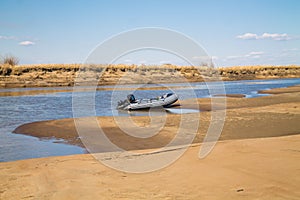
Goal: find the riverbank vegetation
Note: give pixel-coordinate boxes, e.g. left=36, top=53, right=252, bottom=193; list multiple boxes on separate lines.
left=0, top=64, right=299, bottom=88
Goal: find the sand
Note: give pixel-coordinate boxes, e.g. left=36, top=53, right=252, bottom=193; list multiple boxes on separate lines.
left=1, top=85, right=300, bottom=199
left=259, top=84, right=300, bottom=94
left=1, top=135, right=300, bottom=199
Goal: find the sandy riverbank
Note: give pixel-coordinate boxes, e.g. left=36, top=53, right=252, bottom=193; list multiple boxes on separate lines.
left=13, top=87, right=300, bottom=149
left=1, top=86, right=300, bottom=199
left=1, top=135, right=300, bottom=199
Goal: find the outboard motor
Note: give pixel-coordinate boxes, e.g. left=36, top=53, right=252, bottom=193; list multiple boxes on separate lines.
left=127, top=94, right=136, bottom=103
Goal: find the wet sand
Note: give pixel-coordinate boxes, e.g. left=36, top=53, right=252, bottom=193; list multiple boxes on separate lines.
left=1, top=86, right=300, bottom=199
left=259, top=84, right=300, bottom=94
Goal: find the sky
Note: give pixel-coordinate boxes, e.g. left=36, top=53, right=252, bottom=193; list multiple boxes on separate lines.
left=0, top=0, right=300, bottom=67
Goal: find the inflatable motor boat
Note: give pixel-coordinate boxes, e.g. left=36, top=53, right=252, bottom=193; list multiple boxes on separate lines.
left=117, top=93, right=178, bottom=110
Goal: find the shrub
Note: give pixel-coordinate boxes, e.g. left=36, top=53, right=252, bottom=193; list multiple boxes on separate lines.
left=1, top=54, right=19, bottom=66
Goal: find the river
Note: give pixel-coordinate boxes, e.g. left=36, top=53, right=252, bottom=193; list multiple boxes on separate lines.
left=0, top=78, right=300, bottom=162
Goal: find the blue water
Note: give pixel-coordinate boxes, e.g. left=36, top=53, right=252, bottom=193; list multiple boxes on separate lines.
left=0, top=78, right=300, bottom=162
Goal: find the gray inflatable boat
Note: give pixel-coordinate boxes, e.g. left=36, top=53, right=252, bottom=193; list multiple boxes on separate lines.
left=117, top=93, right=178, bottom=110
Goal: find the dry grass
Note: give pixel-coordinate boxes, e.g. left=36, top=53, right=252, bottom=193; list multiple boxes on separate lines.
left=1, top=63, right=299, bottom=76
left=219, top=65, right=300, bottom=71
left=11, top=63, right=300, bottom=70
left=0, top=55, right=19, bottom=66
left=0, top=63, right=299, bottom=88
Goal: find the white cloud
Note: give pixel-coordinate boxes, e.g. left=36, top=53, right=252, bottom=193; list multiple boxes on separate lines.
left=221, top=49, right=300, bottom=66
left=249, top=51, right=264, bottom=55
left=237, top=33, right=292, bottom=41
left=280, top=48, right=299, bottom=58
left=260, top=33, right=290, bottom=41
left=236, top=33, right=258, bottom=40
left=282, top=48, right=298, bottom=52
left=19, top=40, right=35, bottom=46
left=245, top=51, right=264, bottom=57
left=226, top=51, right=264, bottom=60
left=0, top=35, right=16, bottom=40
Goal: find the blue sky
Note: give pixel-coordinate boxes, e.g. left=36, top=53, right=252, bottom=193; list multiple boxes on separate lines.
left=0, top=0, right=300, bottom=66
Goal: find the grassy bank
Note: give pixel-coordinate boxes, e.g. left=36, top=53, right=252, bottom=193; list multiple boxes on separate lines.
left=0, top=64, right=299, bottom=88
